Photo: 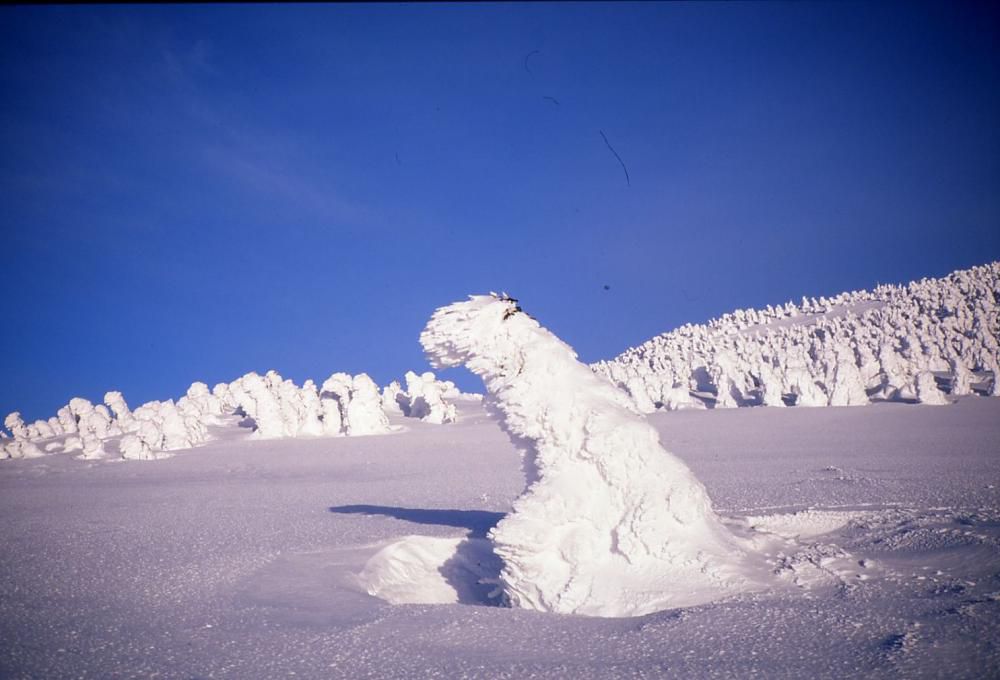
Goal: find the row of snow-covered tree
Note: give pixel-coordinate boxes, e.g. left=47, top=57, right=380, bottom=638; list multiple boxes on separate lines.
left=1, top=369, right=476, bottom=461
left=593, top=262, right=1000, bottom=411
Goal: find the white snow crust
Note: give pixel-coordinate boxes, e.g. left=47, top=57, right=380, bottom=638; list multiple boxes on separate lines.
left=1, top=397, right=998, bottom=678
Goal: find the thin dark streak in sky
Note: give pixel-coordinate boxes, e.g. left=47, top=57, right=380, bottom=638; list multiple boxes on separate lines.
left=599, top=130, right=630, bottom=187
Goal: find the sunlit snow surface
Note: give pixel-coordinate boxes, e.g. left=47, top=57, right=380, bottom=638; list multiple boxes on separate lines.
left=2, top=399, right=999, bottom=678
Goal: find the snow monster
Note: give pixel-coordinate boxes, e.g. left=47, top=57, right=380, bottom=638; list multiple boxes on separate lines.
left=421, top=293, right=763, bottom=617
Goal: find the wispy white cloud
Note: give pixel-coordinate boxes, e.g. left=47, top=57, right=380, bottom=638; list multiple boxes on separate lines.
left=5, top=11, right=375, bottom=234
left=161, top=37, right=220, bottom=97
left=201, top=141, right=372, bottom=225
left=152, top=31, right=372, bottom=227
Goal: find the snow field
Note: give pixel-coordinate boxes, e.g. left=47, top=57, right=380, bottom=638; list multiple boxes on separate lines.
left=1, top=397, right=997, bottom=678
left=1, top=262, right=998, bottom=675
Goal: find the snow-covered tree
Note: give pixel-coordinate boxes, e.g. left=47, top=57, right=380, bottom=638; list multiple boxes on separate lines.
left=401, top=371, right=457, bottom=424
left=826, top=343, right=869, bottom=407
left=421, top=293, right=760, bottom=617
left=381, top=380, right=404, bottom=414
left=708, top=350, right=743, bottom=409
left=622, top=376, right=656, bottom=413
left=783, top=351, right=827, bottom=407
left=3, top=412, right=28, bottom=440
left=320, top=372, right=352, bottom=436
left=237, top=373, right=285, bottom=439
left=212, top=382, right=239, bottom=412
left=948, top=355, right=974, bottom=396
left=345, top=374, right=392, bottom=436
left=159, top=402, right=195, bottom=450
left=30, top=419, right=56, bottom=439
left=915, top=371, right=949, bottom=405
left=120, top=428, right=161, bottom=461
left=755, top=359, right=786, bottom=407
left=984, top=355, right=1000, bottom=397
left=297, top=380, right=325, bottom=436
left=67, top=398, right=108, bottom=459
left=104, top=391, right=134, bottom=432
left=1, top=438, right=44, bottom=459
left=183, top=382, right=223, bottom=418
left=56, top=406, right=77, bottom=434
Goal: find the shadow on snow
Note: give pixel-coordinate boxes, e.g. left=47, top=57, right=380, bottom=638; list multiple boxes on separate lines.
left=328, top=504, right=507, bottom=606
left=328, top=504, right=505, bottom=539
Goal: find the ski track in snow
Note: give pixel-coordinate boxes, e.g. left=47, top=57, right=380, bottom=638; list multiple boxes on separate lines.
left=1, top=400, right=999, bottom=678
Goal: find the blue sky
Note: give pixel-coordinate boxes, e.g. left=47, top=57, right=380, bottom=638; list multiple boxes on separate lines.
left=2, top=2, right=998, bottom=422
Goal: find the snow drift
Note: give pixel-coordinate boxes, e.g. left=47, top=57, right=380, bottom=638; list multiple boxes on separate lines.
left=420, top=293, right=763, bottom=616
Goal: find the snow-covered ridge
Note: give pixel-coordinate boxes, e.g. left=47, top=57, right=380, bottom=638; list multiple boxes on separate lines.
left=593, top=262, right=1000, bottom=411
left=2, top=369, right=476, bottom=462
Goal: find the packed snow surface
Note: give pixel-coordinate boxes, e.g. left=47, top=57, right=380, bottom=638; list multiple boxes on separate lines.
left=1, top=398, right=998, bottom=678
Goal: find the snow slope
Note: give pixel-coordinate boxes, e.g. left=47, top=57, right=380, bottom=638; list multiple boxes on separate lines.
left=2, top=398, right=998, bottom=678
left=593, top=262, right=999, bottom=410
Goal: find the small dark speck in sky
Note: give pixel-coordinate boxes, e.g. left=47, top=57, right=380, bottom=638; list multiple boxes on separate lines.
left=524, top=49, right=540, bottom=76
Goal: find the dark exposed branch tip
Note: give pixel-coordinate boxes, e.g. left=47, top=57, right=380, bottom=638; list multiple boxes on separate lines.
left=599, top=130, right=630, bottom=187
left=524, top=49, right=540, bottom=76
left=494, top=291, right=522, bottom=320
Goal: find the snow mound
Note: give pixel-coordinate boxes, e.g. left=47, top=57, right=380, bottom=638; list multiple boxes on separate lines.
left=420, top=293, right=769, bottom=617
left=358, top=536, right=501, bottom=605
left=746, top=509, right=880, bottom=540
left=594, top=262, right=1000, bottom=410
